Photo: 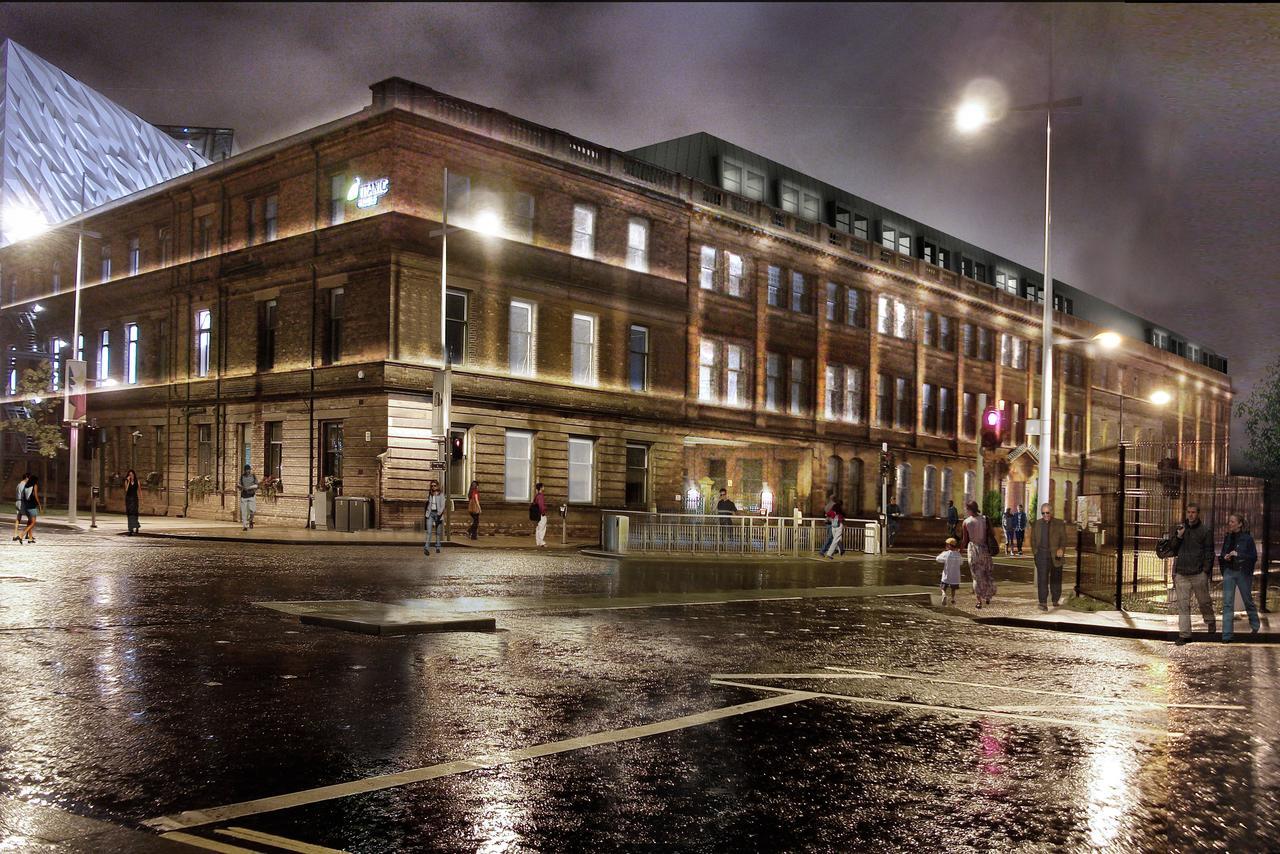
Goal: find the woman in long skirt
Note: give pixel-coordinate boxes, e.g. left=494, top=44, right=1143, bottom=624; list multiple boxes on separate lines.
left=959, top=500, right=997, bottom=608
left=124, top=469, right=141, bottom=535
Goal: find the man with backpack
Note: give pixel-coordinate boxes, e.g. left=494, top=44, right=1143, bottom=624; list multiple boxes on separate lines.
left=1167, top=503, right=1216, bottom=645
left=531, top=482, right=547, bottom=548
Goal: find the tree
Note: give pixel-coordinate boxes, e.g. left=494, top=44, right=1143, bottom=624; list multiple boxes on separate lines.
left=1237, top=354, right=1280, bottom=479
left=0, top=363, right=65, bottom=458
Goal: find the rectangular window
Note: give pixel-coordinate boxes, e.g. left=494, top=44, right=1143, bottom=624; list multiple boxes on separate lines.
left=198, top=215, right=214, bottom=258
left=834, top=205, right=852, bottom=233
left=124, top=323, right=139, bottom=385
left=880, top=225, right=897, bottom=251
left=699, top=245, right=717, bottom=290
left=922, top=383, right=937, bottom=434
left=626, top=218, right=649, bottom=272
left=265, top=421, right=283, bottom=481
left=975, top=262, right=988, bottom=284
left=507, top=191, right=534, bottom=241
left=509, top=300, right=535, bottom=376
left=195, top=309, right=211, bottom=377
left=939, top=386, right=955, bottom=436
left=725, top=344, right=746, bottom=407
left=893, top=300, right=912, bottom=339
left=1000, top=333, right=1013, bottom=367
left=801, top=191, right=821, bottom=222
left=923, top=241, right=937, bottom=265
left=197, top=424, right=212, bottom=478
left=330, top=173, right=347, bottom=225
left=504, top=429, right=533, bottom=501
left=825, top=282, right=838, bottom=321
left=320, top=421, right=344, bottom=487
left=698, top=339, right=717, bottom=402
left=628, top=325, right=649, bottom=392
left=780, top=182, right=799, bottom=214
left=789, top=356, right=808, bottom=416
left=846, top=288, right=863, bottom=327
left=977, top=327, right=993, bottom=361
left=97, top=329, right=110, bottom=382
left=571, top=313, right=597, bottom=386
left=721, top=158, right=765, bottom=200
left=264, top=194, right=278, bottom=241
left=1011, top=402, right=1023, bottom=445
left=767, top=266, right=783, bottom=307
left=568, top=437, right=594, bottom=504
left=845, top=366, right=863, bottom=423
left=853, top=215, right=868, bottom=240
left=100, top=245, right=111, bottom=282
left=877, top=295, right=892, bottom=335
left=258, top=299, right=277, bottom=371
left=444, top=289, right=467, bottom=365
left=789, top=272, right=807, bottom=313
left=571, top=204, right=595, bottom=258
left=876, top=373, right=891, bottom=427
left=825, top=365, right=841, bottom=420
left=961, top=323, right=975, bottom=357
left=923, top=311, right=936, bottom=348
left=158, top=227, right=172, bottom=265
left=726, top=252, right=744, bottom=297
left=75, top=334, right=84, bottom=363
left=128, top=236, right=140, bottom=275
left=1012, top=337, right=1026, bottom=370
left=897, top=233, right=911, bottom=256
left=625, top=443, right=648, bottom=508
left=765, top=353, right=782, bottom=411
left=895, top=377, right=913, bottom=430
left=49, top=337, right=61, bottom=390
left=326, top=287, right=344, bottom=365
left=938, top=315, right=954, bottom=351
left=962, top=391, right=977, bottom=438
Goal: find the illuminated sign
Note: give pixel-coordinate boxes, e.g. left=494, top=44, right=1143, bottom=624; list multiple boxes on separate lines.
left=347, top=176, right=390, bottom=209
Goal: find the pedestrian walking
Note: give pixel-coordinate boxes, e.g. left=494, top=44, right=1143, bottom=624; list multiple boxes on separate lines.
left=824, top=500, right=845, bottom=558
left=11, top=471, right=29, bottom=543
left=1013, top=504, right=1028, bottom=556
left=1218, top=512, right=1261, bottom=643
left=124, top=469, right=141, bottom=535
left=1001, top=507, right=1015, bottom=556
left=19, top=475, right=41, bottom=544
left=424, top=480, right=445, bottom=555
left=958, top=500, right=997, bottom=609
left=531, top=482, right=548, bottom=548
left=238, top=465, right=258, bottom=531
left=887, top=500, right=902, bottom=548
left=946, top=500, right=959, bottom=540
left=1168, top=503, right=1216, bottom=645
left=467, top=480, right=482, bottom=540
left=1030, top=503, right=1067, bottom=610
left=818, top=492, right=836, bottom=555
left=936, top=537, right=962, bottom=606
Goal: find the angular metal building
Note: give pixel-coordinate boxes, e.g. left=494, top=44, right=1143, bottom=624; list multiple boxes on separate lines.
left=0, top=39, right=207, bottom=245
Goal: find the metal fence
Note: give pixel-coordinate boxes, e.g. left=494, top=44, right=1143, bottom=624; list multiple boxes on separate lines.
left=614, top=512, right=876, bottom=556
left=1076, top=441, right=1275, bottom=612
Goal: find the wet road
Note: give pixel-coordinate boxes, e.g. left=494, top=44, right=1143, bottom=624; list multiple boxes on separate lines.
left=0, top=531, right=1276, bottom=852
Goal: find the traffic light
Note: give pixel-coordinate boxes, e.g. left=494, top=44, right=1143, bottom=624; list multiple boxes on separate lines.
left=450, top=434, right=464, bottom=462
left=81, top=425, right=97, bottom=460
left=980, top=407, right=1003, bottom=450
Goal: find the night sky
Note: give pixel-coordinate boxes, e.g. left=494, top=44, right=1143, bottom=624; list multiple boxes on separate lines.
left=2, top=3, right=1275, bottom=468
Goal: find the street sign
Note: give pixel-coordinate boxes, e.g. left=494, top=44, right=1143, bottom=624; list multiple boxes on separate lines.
left=64, top=359, right=87, bottom=423
left=427, top=462, right=446, bottom=471
left=1025, top=418, right=1042, bottom=436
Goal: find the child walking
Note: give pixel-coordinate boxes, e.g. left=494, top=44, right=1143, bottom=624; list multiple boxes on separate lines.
left=936, top=537, right=962, bottom=606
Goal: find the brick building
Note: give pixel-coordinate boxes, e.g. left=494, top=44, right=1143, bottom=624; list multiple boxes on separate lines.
left=0, top=77, right=1232, bottom=535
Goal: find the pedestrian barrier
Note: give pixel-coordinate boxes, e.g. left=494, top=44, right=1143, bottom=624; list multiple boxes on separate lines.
left=606, top=512, right=875, bottom=556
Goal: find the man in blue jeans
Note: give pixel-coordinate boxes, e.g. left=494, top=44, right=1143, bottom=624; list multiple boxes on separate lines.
left=1219, top=512, right=1261, bottom=642
left=424, top=480, right=445, bottom=555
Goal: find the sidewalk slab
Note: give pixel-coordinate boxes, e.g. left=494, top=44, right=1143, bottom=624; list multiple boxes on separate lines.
left=973, top=610, right=1279, bottom=643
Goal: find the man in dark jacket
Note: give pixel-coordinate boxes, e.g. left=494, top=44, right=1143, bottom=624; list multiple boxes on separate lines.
left=1172, top=503, right=1216, bottom=645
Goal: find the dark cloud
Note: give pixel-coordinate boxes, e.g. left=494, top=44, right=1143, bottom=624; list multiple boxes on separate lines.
left=1, top=2, right=1275, bottom=466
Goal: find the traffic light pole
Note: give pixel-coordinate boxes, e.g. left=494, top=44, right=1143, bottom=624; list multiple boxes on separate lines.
left=880, top=442, right=889, bottom=555
left=975, top=393, right=987, bottom=511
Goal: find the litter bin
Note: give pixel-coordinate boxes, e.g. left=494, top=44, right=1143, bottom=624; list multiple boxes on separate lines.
left=602, top=514, right=629, bottom=554
left=347, top=497, right=372, bottom=532
left=332, top=496, right=352, bottom=533
left=863, top=522, right=879, bottom=554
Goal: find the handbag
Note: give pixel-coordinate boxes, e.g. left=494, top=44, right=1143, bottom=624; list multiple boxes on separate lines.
left=1155, top=533, right=1181, bottom=559
left=982, top=516, right=999, bottom=553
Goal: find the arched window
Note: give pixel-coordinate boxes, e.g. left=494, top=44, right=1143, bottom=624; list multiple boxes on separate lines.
left=940, top=468, right=953, bottom=515
left=826, top=455, right=843, bottom=504
left=895, top=463, right=912, bottom=513
left=923, top=465, right=938, bottom=517
left=963, top=470, right=976, bottom=508
left=847, top=458, right=863, bottom=515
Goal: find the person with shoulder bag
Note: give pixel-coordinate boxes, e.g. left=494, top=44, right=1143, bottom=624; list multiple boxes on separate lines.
left=1169, top=503, right=1216, bottom=645
left=1219, top=512, right=1260, bottom=642
left=531, top=482, right=548, bottom=548
left=424, top=480, right=445, bottom=556
left=467, top=481, right=482, bottom=540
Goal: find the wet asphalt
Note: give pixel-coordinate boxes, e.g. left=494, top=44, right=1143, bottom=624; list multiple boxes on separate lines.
left=0, top=531, right=1276, bottom=852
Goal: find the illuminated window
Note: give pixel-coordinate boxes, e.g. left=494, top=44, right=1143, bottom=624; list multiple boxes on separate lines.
left=571, top=204, right=595, bottom=258
left=124, top=323, right=139, bottom=385
left=195, top=309, right=211, bottom=377
left=509, top=300, right=535, bottom=377
left=97, top=329, right=110, bottom=382
left=571, top=313, right=596, bottom=386
left=625, top=218, right=649, bottom=272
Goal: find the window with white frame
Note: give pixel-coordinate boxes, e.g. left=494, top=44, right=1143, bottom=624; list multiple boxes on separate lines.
left=877, top=295, right=892, bottom=335
left=893, top=300, right=912, bottom=339
left=726, top=252, right=744, bottom=297
left=789, top=356, right=808, bottom=415
left=195, top=309, right=211, bottom=378
left=726, top=344, right=746, bottom=406
left=571, top=204, right=595, bottom=258
left=568, top=437, right=594, bottom=503
left=264, top=194, right=279, bottom=241
left=844, top=366, right=863, bottom=423
left=626, top=218, right=649, bottom=272
left=767, top=266, right=783, bottom=307
left=128, top=236, right=140, bottom=275
left=825, top=366, right=841, bottom=419
left=789, top=271, right=808, bottom=313
left=571, top=313, right=596, bottom=386
left=846, top=287, right=864, bottom=327
left=509, top=300, right=535, bottom=376
left=996, top=271, right=1018, bottom=295
left=97, top=329, right=110, bottom=382
left=504, top=430, right=533, bottom=501
left=896, top=463, right=912, bottom=511
left=779, top=182, right=800, bottom=215
left=124, top=323, right=139, bottom=385
left=698, top=340, right=717, bottom=403
left=825, top=282, right=839, bottom=321
left=963, top=470, right=976, bottom=507
left=699, top=338, right=749, bottom=407
left=628, top=325, right=648, bottom=392
left=699, top=245, right=717, bottom=290
left=880, top=225, right=897, bottom=251
left=897, top=233, right=911, bottom=256
left=801, top=191, right=821, bottom=222
left=721, top=157, right=764, bottom=201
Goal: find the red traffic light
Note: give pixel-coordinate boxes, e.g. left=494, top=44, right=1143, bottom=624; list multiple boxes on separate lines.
left=980, top=407, right=1003, bottom=450
left=985, top=410, right=1000, bottom=428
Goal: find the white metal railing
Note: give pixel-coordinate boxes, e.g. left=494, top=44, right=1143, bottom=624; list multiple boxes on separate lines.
left=609, top=512, right=876, bottom=556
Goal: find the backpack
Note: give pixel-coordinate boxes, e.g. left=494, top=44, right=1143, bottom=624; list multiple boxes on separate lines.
left=529, top=501, right=542, bottom=522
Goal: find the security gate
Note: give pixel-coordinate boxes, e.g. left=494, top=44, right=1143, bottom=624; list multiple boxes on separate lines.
left=1076, top=441, right=1275, bottom=612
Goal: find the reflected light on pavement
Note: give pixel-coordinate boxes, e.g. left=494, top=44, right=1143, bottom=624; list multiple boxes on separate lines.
left=1084, top=736, right=1134, bottom=849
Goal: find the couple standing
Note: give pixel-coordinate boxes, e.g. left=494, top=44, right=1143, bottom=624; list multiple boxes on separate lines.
left=11, top=473, right=42, bottom=544
left=423, top=480, right=484, bottom=554
left=1168, top=505, right=1260, bottom=645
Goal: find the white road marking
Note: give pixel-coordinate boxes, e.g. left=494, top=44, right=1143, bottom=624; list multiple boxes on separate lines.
left=145, top=692, right=813, bottom=831
left=711, top=673, right=880, bottom=681
left=570, top=596, right=804, bottom=611
left=710, top=679, right=1175, bottom=737
left=218, top=826, right=352, bottom=853
left=824, top=667, right=1247, bottom=711
left=162, top=831, right=258, bottom=853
